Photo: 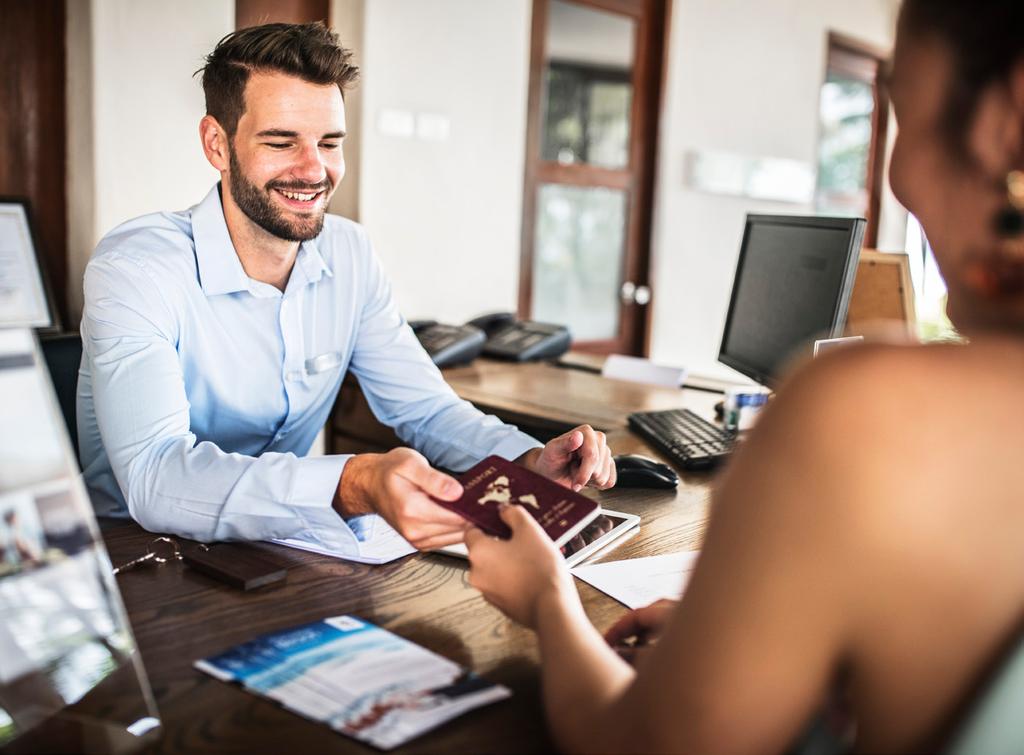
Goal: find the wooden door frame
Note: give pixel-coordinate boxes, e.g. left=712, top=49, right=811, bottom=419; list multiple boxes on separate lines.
left=823, top=31, right=891, bottom=249
left=235, top=0, right=329, bottom=28
left=0, top=0, right=68, bottom=328
left=518, top=0, right=670, bottom=356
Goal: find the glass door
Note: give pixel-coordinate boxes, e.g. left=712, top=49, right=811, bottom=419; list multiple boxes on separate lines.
left=519, top=0, right=668, bottom=355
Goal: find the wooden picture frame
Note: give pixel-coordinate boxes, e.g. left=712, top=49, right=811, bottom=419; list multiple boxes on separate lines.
left=845, top=249, right=916, bottom=334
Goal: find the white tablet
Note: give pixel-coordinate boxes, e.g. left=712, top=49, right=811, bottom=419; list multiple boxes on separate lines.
left=435, top=509, right=640, bottom=568
left=813, top=335, right=864, bottom=357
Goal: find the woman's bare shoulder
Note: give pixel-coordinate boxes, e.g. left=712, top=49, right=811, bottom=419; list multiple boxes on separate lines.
left=771, top=337, right=1024, bottom=432
left=721, top=338, right=1024, bottom=507
left=747, top=337, right=1024, bottom=511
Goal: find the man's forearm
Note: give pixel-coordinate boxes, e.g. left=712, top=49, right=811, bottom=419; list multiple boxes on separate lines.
left=334, top=453, right=381, bottom=517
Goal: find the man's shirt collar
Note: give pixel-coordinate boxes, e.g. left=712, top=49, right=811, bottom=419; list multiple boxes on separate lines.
left=192, top=183, right=333, bottom=298
left=192, top=185, right=249, bottom=296
left=294, top=236, right=332, bottom=289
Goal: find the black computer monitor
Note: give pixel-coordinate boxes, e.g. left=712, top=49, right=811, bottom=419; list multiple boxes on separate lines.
left=718, top=214, right=865, bottom=386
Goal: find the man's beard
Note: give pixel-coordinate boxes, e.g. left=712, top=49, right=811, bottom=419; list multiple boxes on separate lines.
left=228, top=146, right=330, bottom=242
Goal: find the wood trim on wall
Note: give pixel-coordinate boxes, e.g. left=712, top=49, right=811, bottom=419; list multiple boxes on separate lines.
left=236, top=0, right=329, bottom=29
left=0, top=0, right=68, bottom=328
left=517, top=0, right=550, bottom=320
left=824, top=31, right=891, bottom=249
left=634, top=0, right=670, bottom=357
left=865, top=69, right=890, bottom=250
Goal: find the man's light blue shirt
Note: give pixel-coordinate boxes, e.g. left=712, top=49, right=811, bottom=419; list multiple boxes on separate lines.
left=78, top=185, right=542, bottom=556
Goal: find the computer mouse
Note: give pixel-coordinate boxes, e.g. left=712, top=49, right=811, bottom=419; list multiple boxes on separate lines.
left=613, top=454, right=679, bottom=489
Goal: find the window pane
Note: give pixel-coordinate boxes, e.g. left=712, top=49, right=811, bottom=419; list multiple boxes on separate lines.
left=587, top=79, right=632, bottom=167
left=905, top=215, right=958, bottom=341
left=815, top=73, right=874, bottom=216
left=532, top=184, right=626, bottom=341
left=541, top=1, right=634, bottom=169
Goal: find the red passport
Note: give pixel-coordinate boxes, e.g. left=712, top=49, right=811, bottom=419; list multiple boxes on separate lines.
left=435, top=456, right=601, bottom=547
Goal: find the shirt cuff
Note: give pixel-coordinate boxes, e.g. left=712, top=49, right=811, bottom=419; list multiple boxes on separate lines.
left=288, top=453, right=361, bottom=555
left=486, top=431, right=544, bottom=466
left=346, top=514, right=378, bottom=543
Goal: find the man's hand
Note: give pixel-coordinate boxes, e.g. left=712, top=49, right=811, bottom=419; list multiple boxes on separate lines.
left=519, top=424, right=616, bottom=491
left=335, top=448, right=467, bottom=550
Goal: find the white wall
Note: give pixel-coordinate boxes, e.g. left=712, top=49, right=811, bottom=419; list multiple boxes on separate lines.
left=357, top=0, right=533, bottom=323
left=649, top=0, right=902, bottom=379
left=66, top=0, right=233, bottom=325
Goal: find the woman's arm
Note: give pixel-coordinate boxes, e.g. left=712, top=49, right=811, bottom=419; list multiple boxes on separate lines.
left=466, top=509, right=635, bottom=750
left=466, top=352, right=900, bottom=753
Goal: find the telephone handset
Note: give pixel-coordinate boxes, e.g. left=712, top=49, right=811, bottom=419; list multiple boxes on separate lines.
left=467, top=312, right=572, bottom=362
left=464, top=311, right=517, bottom=335
left=409, top=320, right=486, bottom=368
left=410, top=312, right=572, bottom=367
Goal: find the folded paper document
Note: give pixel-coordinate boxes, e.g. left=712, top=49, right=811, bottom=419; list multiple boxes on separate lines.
left=571, top=551, right=701, bottom=609
left=195, top=616, right=510, bottom=750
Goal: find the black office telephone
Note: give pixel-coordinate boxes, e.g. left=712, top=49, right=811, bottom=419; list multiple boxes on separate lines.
left=467, top=312, right=572, bottom=362
left=410, top=312, right=572, bottom=367
left=409, top=320, right=486, bottom=368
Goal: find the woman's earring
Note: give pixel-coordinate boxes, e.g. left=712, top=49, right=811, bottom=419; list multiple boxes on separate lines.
left=995, top=170, right=1024, bottom=237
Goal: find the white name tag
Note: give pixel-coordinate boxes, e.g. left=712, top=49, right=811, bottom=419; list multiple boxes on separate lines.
left=304, top=351, right=343, bottom=375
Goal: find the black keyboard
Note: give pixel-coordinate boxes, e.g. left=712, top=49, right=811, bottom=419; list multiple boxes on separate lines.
left=627, top=408, right=736, bottom=471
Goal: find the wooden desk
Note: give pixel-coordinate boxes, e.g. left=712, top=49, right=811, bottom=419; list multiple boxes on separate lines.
left=329, top=358, right=722, bottom=450
left=105, top=363, right=721, bottom=753
left=441, top=360, right=721, bottom=433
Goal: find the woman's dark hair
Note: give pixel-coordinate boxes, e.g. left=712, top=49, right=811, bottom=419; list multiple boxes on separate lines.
left=899, top=0, right=1024, bottom=150
left=198, top=22, right=359, bottom=137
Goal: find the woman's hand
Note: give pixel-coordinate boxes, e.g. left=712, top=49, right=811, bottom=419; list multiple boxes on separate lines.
left=464, top=503, right=579, bottom=629
left=603, top=599, right=678, bottom=662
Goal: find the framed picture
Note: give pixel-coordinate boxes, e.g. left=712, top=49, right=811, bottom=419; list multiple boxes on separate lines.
left=845, top=249, right=917, bottom=335
left=0, top=198, right=61, bottom=331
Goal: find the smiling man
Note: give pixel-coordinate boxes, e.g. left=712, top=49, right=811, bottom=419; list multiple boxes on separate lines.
left=78, top=23, right=615, bottom=556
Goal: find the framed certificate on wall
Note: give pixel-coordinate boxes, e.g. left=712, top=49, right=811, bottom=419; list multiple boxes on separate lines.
left=0, top=199, right=59, bottom=330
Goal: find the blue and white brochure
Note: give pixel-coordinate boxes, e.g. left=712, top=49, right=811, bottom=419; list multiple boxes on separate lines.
left=194, top=616, right=510, bottom=750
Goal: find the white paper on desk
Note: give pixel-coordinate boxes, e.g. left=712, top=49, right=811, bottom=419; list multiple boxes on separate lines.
left=571, top=551, right=700, bottom=609
left=273, top=519, right=416, bottom=565
left=601, top=354, right=687, bottom=388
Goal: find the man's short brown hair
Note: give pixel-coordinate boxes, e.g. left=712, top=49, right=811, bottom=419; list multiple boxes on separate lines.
left=199, top=21, right=359, bottom=137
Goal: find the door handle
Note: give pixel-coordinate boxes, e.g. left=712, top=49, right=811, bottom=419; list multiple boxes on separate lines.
left=620, top=281, right=651, bottom=306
